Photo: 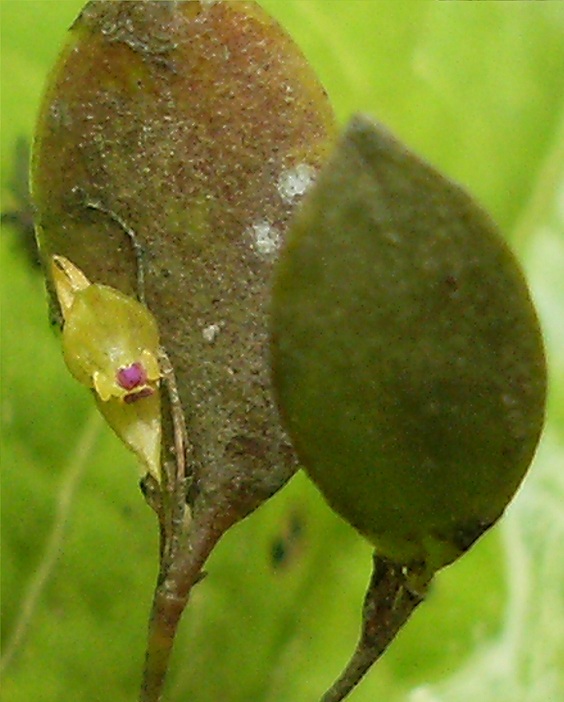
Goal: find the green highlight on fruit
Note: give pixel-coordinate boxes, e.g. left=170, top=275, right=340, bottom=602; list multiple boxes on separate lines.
left=271, top=114, right=547, bottom=578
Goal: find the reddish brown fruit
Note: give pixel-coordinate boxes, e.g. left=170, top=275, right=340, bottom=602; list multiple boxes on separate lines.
left=32, top=0, right=336, bottom=526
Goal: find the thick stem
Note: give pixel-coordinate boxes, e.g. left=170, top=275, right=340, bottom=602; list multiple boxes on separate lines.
left=139, top=587, right=185, bottom=702
left=320, top=553, right=432, bottom=702
left=139, top=509, right=223, bottom=702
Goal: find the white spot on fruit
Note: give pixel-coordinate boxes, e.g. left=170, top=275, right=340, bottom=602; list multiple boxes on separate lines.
left=203, top=323, right=222, bottom=343
left=277, top=163, right=316, bottom=204
left=248, top=221, right=281, bottom=258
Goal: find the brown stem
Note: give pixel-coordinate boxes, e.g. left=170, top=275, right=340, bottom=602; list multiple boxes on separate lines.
left=139, top=586, right=185, bottom=702
left=139, top=508, right=223, bottom=702
left=320, top=553, right=433, bottom=702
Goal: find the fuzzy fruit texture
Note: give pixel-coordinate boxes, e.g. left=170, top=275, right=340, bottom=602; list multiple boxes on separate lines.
left=271, top=116, right=546, bottom=575
left=32, top=1, right=335, bottom=523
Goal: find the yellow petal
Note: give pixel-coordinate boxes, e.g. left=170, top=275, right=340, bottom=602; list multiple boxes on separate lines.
left=96, top=392, right=162, bottom=481
left=51, top=255, right=91, bottom=320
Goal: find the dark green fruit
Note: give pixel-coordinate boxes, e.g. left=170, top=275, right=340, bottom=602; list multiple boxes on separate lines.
left=271, top=115, right=546, bottom=574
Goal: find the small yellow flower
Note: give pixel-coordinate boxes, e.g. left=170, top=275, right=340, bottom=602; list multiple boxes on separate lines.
left=51, top=255, right=162, bottom=480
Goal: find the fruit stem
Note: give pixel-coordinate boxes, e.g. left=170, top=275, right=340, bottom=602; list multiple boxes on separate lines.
left=139, top=506, right=223, bottom=702
left=319, top=553, right=432, bottom=702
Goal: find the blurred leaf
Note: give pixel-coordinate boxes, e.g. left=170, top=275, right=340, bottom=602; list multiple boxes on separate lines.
left=1, top=2, right=563, bottom=702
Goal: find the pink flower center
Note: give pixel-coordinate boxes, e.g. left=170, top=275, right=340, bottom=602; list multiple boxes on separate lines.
left=117, top=362, right=147, bottom=390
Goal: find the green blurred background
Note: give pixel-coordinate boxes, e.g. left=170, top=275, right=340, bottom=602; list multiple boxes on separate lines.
left=1, top=2, right=563, bottom=701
